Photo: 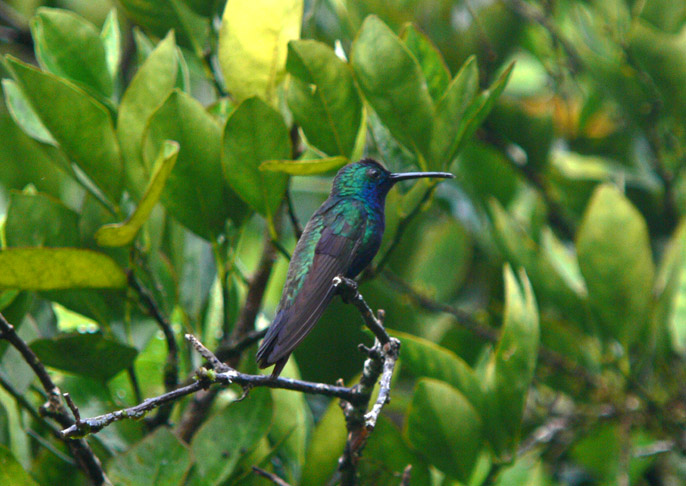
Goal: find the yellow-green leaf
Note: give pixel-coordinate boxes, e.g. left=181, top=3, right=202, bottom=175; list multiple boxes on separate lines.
left=96, top=141, right=179, bottom=247
left=218, top=0, right=303, bottom=104
left=0, top=248, right=127, bottom=290
left=117, top=32, right=178, bottom=198
left=259, top=156, right=348, bottom=175
left=2, top=79, right=56, bottom=145
left=576, top=184, right=655, bottom=345
left=482, top=266, right=539, bottom=458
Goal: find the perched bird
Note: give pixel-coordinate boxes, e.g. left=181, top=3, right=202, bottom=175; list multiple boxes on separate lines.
left=256, top=159, right=454, bottom=376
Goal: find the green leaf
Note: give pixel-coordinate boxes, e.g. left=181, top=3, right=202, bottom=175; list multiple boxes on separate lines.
left=400, top=24, right=450, bottom=102
left=429, top=56, right=479, bottom=168
left=31, top=8, right=113, bottom=98
left=117, top=0, right=208, bottom=49
left=489, top=200, right=588, bottom=327
left=219, top=0, right=303, bottom=104
left=266, top=358, right=312, bottom=483
left=30, top=333, right=137, bottom=382
left=96, top=141, right=179, bottom=247
left=108, top=427, right=192, bottom=486
left=182, top=0, right=215, bottom=16
left=145, top=89, right=247, bottom=240
left=300, top=387, right=347, bottom=485
left=0, top=248, right=127, bottom=290
left=452, top=62, right=514, bottom=160
left=260, top=156, right=348, bottom=175
left=286, top=40, right=362, bottom=157
left=222, top=96, right=291, bottom=220
left=192, top=387, right=272, bottom=485
left=100, top=9, right=122, bottom=80
left=482, top=266, right=539, bottom=458
left=390, top=329, right=484, bottom=410
left=655, top=222, right=686, bottom=353
left=5, top=56, right=123, bottom=202
left=576, top=184, right=655, bottom=345
left=405, top=378, right=483, bottom=482
left=494, top=453, right=551, bottom=486
left=352, top=15, right=434, bottom=160
left=360, top=416, right=432, bottom=486
left=627, top=20, right=686, bottom=117
left=1, top=79, right=56, bottom=145
left=0, top=445, right=39, bottom=486
left=5, top=190, right=79, bottom=247
left=117, top=32, right=178, bottom=198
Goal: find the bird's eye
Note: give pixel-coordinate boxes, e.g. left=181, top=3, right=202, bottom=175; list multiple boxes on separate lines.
left=366, top=168, right=380, bottom=179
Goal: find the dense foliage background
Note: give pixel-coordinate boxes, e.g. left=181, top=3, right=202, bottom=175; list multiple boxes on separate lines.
left=0, top=0, right=685, bottom=485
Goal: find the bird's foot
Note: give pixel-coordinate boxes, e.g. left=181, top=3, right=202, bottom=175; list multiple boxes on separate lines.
left=333, top=275, right=358, bottom=303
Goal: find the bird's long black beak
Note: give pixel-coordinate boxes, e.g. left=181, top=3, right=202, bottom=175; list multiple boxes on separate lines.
left=389, top=171, right=455, bottom=182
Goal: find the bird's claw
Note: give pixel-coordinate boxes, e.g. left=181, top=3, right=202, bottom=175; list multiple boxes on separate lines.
left=334, top=275, right=358, bottom=303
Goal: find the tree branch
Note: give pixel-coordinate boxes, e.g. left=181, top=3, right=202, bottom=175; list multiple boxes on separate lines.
left=504, top=0, right=582, bottom=73
left=128, top=271, right=179, bottom=428
left=480, top=128, right=576, bottom=240
left=229, top=231, right=278, bottom=341
left=0, top=313, right=111, bottom=486
left=251, top=466, right=294, bottom=486
left=61, top=336, right=365, bottom=440
left=333, top=277, right=400, bottom=486
left=215, top=328, right=267, bottom=362
left=0, top=371, right=62, bottom=439
left=286, top=184, right=304, bottom=240
left=400, top=465, right=412, bottom=486
left=177, top=229, right=279, bottom=442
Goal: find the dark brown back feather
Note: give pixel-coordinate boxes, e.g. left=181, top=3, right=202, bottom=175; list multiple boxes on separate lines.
left=256, top=207, right=367, bottom=369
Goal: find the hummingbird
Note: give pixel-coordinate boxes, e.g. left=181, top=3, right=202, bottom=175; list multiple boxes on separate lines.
left=256, top=159, right=454, bottom=377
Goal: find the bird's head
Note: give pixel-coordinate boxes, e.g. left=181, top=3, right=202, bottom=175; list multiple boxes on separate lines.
left=331, top=159, right=454, bottom=202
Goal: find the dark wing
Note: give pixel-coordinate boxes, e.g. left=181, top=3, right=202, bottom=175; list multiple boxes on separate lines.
left=256, top=204, right=366, bottom=369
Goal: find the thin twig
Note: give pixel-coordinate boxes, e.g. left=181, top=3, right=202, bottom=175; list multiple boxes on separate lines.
left=286, top=184, right=304, bottom=240
left=177, top=230, right=279, bottom=442
left=185, top=334, right=230, bottom=372
left=0, top=1, right=32, bottom=48
left=251, top=466, right=293, bottom=486
left=126, top=366, right=143, bottom=405
left=26, top=428, right=76, bottom=466
left=0, top=314, right=61, bottom=408
left=0, top=372, right=62, bottom=439
left=61, top=341, right=365, bottom=439
left=480, top=128, right=576, bottom=239
left=333, top=276, right=390, bottom=345
left=0, top=313, right=112, bottom=486
left=518, top=416, right=571, bottom=455
left=400, top=465, right=412, bottom=486
left=215, top=328, right=267, bottom=362
left=128, top=271, right=179, bottom=428
left=505, top=0, right=582, bottom=73
left=364, top=338, right=400, bottom=430
left=230, top=230, right=278, bottom=341
left=333, top=277, right=400, bottom=486
left=128, top=272, right=179, bottom=391
left=272, top=238, right=292, bottom=260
